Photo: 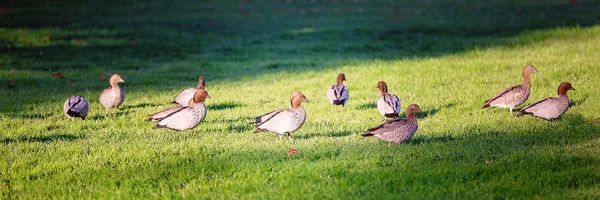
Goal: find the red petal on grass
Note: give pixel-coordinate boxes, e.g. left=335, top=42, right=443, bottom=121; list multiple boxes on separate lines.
left=287, top=149, right=298, bottom=157
left=239, top=9, right=246, bottom=15
left=99, top=74, right=106, bottom=80
left=45, top=36, right=50, bottom=41
left=570, top=0, right=577, bottom=4
left=10, top=80, right=16, bottom=86
left=53, top=72, right=65, bottom=79
left=1, top=9, right=7, bottom=14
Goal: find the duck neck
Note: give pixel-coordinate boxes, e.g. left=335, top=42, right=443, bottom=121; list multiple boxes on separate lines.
left=522, top=73, right=531, bottom=90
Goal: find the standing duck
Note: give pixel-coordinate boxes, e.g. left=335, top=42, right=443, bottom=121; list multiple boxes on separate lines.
left=518, top=82, right=575, bottom=120
left=63, top=96, right=90, bottom=120
left=376, top=81, right=401, bottom=118
left=326, top=73, right=349, bottom=109
left=482, top=64, right=538, bottom=115
left=100, top=74, right=125, bottom=113
left=149, top=88, right=211, bottom=131
left=254, top=92, right=309, bottom=140
left=173, top=76, right=205, bottom=106
left=362, top=104, right=422, bottom=144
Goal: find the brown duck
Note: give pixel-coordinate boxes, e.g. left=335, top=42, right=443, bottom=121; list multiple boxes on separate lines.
left=376, top=81, right=401, bottom=118
left=482, top=64, right=537, bottom=115
left=518, top=82, right=575, bottom=120
left=326, top=73, right=349, bottom=109
left=362, top=104, right=422, bottom=144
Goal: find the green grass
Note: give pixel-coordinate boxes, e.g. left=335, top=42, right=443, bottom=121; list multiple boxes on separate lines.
left=2, top=0, right=600, bottom=199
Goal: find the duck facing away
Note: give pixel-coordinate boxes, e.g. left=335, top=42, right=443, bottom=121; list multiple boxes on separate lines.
left=362, top=104, right=422, bottom=144
left=254, top=92, right=309, bottom=140
left=63, top=96, right=90, bottom=120
left=100, top=74, right=125, bottom=113
left=482, top=64, right=537, bottom=115
left=173, top=76, right=205, bottom=106
left=518, top=82, right=575, bottom=120
left=148, top=88, right=211, bottom=131
left=326, top=73, right=349, bottom=109
left=376, top=81, right=401, bottom=118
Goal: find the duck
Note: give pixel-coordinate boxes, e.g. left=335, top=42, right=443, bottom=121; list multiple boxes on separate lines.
left=326, top=73, right=349, bottom=109
left=362, top=104, right=422, bottom=144
left=254, top=92, right=309, bottom=140
left=482, top=64, right=537, bottom=115
left=173, top=76, right=205, bottom=106
left=376, top=81, right=401, bottom=118
left=517, top=82, right=575, bottom=120
left=148, top=88, right=211, bottom=131
left=100, top=74, right=125, bottom=113
left=63, top=96, right=89, bottom=120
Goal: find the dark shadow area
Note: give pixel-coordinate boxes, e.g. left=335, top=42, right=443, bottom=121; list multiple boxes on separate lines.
left=207, top=102, right=245, bottom=111
left=398, top=103, right=456, bottom=119
left=2, top=133, right=83, bottom=144
left=406, top=134, right=457, bottom=145
left=356, top=103, right=377, bottom=110
left=295, top=130, right=354, bottom=140
left=14, top=113, right=53, bottom=119
left=121, top=103, right=164, bottom=110
left=1, top=0, right=600, bottom=115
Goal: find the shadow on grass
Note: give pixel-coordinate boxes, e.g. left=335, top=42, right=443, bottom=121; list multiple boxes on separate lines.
left=207, top=101, right=245, bottom=111
left=121, top=103, right=164, bottom=110
left=295, top=130, right=354, bottom=140
left=2, top=133, right=83, bottom=144
left=356, top=103, right=377, bottom=110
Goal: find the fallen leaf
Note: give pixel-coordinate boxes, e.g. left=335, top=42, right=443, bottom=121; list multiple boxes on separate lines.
left=9, top=80, right=16, bottom=86
left=0, top=8, right=7, bottom=14
left=53, top=72, right=65, bottom=79
left=287, top=149, right=298, bottom=157
left=44, top=36, right=50, bottom=41
left=99, top=74, right=106, bottom=80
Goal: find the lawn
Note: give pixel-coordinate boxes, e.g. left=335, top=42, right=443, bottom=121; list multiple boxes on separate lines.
left=1, top=0, right=600, bottom=199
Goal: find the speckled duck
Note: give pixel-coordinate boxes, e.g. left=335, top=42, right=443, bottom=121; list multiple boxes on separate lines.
left=482, top=64, right=537, bottom=115
left=99, top=74, right=125, bottom=113
left=362, top=104, right=422, bottom=144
